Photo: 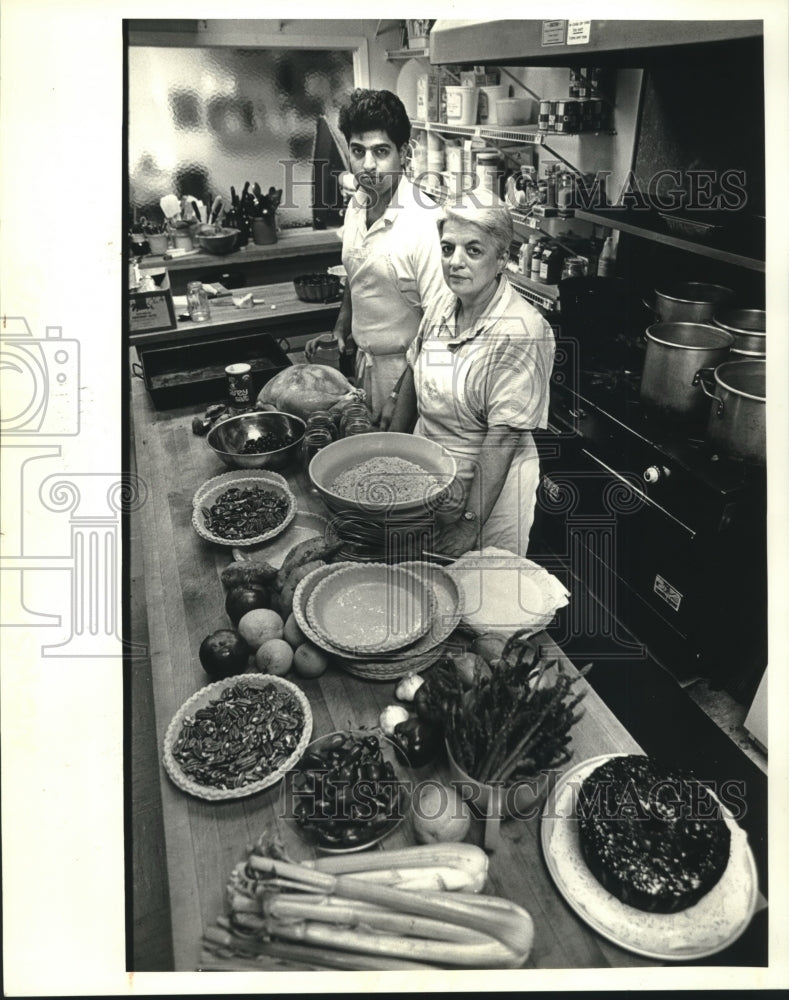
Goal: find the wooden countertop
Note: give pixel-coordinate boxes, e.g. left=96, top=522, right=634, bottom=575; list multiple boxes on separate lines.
left=139, top=226, right=342, bottom=272
left=130, top=281, right=342, bottom=349
left=136, top=371, right=748, bottom=973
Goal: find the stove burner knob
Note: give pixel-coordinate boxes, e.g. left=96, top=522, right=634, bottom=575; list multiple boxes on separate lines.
left=643, top=465, right=662, bottom=484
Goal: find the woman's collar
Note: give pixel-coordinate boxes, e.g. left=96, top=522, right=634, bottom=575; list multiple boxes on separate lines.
left=444, top=275, right=512, bottom=346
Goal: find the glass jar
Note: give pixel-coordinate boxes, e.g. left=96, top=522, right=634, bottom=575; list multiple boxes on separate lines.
left=339, top=403, right=371, bottom=437
left=305, top=411, right=338, bottom=440
left=561, top=256, right=589, bottom=280
left=301, top=426, right=333, bottom=489
left=186, top=281, right=211, bottom=322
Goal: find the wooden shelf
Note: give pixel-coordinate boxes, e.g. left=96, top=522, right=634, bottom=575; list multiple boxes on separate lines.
left=386, top=46, right=429, bottom=60
left=574, top=208, right=765, bottom=273
left=138, top=227, right=342, bottom=272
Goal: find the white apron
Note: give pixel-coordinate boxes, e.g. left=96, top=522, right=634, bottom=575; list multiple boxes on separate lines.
left=344, top=242, right=423, bottom=423
left=413, top=336, right=541, bottom=555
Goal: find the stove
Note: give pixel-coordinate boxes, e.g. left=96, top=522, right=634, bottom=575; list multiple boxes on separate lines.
left=531, top=336, right=767, bottom=702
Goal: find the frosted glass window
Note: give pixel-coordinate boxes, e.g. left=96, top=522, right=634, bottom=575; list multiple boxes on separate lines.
left=128, top=46, right=354, bottom=227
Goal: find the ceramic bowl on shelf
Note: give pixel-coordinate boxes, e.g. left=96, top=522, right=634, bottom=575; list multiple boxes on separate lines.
left=206, top=410, right=306, bottom=470
left=196, top=228, right=240, bottom=255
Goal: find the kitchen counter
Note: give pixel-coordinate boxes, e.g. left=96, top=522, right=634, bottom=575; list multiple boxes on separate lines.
left=138, top=228, right=343, bottom=295
left=129, top=368, right=764, bottom=972
left=129, top=281, right=342, bottom=350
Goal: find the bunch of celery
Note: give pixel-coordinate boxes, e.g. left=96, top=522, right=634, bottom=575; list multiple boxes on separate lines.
left=201, top=837, right=534, bottom=971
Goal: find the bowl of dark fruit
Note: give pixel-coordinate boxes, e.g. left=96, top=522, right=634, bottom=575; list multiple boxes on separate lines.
left=280, top=729, right=410, bottom=853
left=206, top=410, right=306, bottom=470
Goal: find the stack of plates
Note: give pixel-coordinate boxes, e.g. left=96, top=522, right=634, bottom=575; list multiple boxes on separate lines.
left=292, top=561, right=464, bottom=680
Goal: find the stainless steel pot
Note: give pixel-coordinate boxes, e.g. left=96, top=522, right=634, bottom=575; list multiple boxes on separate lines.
left=694, top=359, right=766, bottom=464
left=652, top=282, right=735, bottom=322
left=712, top=307, right=766, bottom=358
left=640, top=322, right=735, bottom=421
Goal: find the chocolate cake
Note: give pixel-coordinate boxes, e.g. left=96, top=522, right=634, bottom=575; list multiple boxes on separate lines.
left=577, top=755, right=731, bottom=914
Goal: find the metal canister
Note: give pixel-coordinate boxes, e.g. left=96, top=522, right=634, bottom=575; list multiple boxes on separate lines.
left=225, top=363, right=253, bottom=409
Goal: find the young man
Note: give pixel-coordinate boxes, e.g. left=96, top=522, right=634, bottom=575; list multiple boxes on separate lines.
left=306, top=89, right=445, bottom=426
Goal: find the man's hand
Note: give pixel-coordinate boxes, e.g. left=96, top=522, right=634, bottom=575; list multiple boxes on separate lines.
left=305, top=330, right=346, bottom=363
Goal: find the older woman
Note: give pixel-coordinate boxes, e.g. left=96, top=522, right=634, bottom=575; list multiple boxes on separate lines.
left=388, top=197, right=555, bottom=557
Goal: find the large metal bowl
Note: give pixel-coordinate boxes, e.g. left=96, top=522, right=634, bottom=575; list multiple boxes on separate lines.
left=206, top=410, right=306, bottom=470
left=308, top=431, right=457, bottom=518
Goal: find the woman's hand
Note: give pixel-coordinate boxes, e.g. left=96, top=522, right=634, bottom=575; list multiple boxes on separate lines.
left=430, top=517, right=479, bottom=560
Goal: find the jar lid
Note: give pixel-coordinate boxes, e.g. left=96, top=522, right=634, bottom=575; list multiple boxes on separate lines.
left=226, top=363, right=251, bottom=375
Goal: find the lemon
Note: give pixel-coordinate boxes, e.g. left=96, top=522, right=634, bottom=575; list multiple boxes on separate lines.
left=293, top=642, right=330, bottom=679
left=412, top=782, right=471, bottom=844
left=238, top=608, right=284, bottom=650
left=283, top=612, right=307, bottom=649
left=254, top=638, right=293, bottom=676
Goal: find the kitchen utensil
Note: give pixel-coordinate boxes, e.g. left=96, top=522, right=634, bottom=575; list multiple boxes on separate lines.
left=206, top=411, right=306, bottom=471
left=209, top=196, right=223, bottom=224
left=652, top=282, right=735, bottom=322
left=293, top=273, right=342, bottom=303
left=694, top=359, right=766, bottom=464
left=640, top=322, right=735, bottom=421
left=712, top=308, right=766, bottom=358
left=541, top=753, right=759, bottom=961
left=191, top=200, right=202, bottom=222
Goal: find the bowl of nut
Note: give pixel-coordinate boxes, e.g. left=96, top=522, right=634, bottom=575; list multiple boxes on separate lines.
left=207, top=410, right=306, bottom=470
left=192, top=470, right=297, bottom=548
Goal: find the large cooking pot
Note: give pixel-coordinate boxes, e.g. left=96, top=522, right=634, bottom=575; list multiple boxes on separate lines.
left=640, top=322, right=735, bottom=421
left=712, top=307, right=766, bottom=358
left=652, top=281, right=735, bottom=322
left=693, top=359, right=766, bottom=464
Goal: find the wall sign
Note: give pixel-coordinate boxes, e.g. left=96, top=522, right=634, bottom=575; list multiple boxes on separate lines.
left=567, top=20, right=592, bottom=46
left=541, top=21, right=566, bottom=46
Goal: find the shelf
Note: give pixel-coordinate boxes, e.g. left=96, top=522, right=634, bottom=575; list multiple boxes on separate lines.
left=574, top=208, right=765, bottom=273
left=386, top=46, right=429, bottom=60
left=411, top=120, right=614, bottom=147
left=412, top=119, right=543, bottom=145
